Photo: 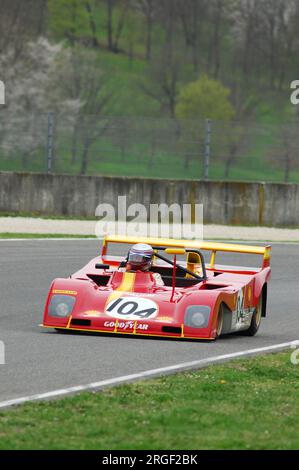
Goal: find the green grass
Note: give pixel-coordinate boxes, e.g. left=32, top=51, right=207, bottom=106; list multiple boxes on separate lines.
left=0, top=211, right=100, bottom=220
left=0, top=351, right=298, bottom=449
left=0, top=233, right=96, bottom=239
left=2, top=116, right=298, bottom=181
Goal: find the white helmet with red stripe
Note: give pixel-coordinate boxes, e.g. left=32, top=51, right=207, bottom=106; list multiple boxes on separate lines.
left=127, top=243, right=154, bottom=271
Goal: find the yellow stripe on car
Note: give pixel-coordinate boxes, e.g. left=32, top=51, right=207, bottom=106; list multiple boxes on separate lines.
left=105, top=272, right=136, bottom=310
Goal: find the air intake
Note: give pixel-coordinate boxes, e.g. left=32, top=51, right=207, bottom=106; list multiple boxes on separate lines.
left=71, top=319, right=91, bottom=326
left=162, top=326, right=181, bottom=334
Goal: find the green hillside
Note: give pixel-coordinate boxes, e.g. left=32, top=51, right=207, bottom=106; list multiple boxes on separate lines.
left=0, top=0, right=298, bottom=182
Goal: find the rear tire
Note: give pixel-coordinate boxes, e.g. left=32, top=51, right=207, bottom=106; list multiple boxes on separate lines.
left=243, top=295, right=262, bottom=336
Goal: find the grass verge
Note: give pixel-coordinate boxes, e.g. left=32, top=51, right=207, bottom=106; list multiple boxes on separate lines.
left=0, top=233, right=96, bottom=239
left=0, top=211, right=99, bottom=220
left=1, top=233, right=299, bottom=243
left=0, top=351, right=298, bottom=449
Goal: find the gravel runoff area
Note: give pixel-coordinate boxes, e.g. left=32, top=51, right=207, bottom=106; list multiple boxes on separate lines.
left=0, top=216, right=299, bottom=241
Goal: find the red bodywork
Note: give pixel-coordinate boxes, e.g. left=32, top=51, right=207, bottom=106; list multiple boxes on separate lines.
left=42, top=237, right=271, bottom=341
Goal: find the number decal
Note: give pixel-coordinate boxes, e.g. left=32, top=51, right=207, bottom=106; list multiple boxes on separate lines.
left=105, top=297, right=158, bottom=320
left=236, top=288, right=244, bottom=323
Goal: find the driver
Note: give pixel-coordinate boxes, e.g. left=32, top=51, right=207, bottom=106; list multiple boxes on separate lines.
left=126, top=243, right=164, bottom=286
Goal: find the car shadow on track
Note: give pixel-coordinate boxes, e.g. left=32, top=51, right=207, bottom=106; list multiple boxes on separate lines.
left=40, top=328, right=250, bottom=344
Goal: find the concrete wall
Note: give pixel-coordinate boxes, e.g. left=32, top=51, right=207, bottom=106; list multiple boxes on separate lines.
left=0, top=171, right=298, bottom=227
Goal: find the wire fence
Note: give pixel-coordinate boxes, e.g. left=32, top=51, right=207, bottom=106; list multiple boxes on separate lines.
left=0, top=113, right=298, bottom=183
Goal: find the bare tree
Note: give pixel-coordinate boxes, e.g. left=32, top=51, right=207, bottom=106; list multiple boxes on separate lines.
left=230, top=0, right=296, bottom=91
left=222, top=124, right=248, bottom=178
left=207, top=0, right=225, bottom=78
left=137, top=0, right=188, bottom=117
left=231, top=0, right=260, bottom=80
left=0, top=0, right=47, bottom=57
left=133, top=0, right=159, bottom=60
left=178, top=0, right=208, bottom=75
left=0, top=38, right=78, bottom=168
left=269, top=123, right=299, bottom=182
left=140, top=48, right=185, bottom=117
left=256, top=0, right=288, bottom=88
left=53, top=46, right=113, bottom=174
left=159, top=0, right=176, bottom=58
left=84, top=0, right=99, bottom=47
left=276, top=1, right=298, bottom=90
left=103, top=0, right=130, bottom=52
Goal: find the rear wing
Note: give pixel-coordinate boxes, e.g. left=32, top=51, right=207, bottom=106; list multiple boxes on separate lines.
left=102, top=235, right=271, bottom=269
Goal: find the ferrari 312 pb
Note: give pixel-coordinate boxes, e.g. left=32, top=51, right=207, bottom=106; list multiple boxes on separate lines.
left=41, top=235, right=271, bottom=341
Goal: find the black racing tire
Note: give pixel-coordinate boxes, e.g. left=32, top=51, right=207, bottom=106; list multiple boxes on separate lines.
left=243, top=294, right=263, bottom=336
left=216, top=304, right=224, bottom=338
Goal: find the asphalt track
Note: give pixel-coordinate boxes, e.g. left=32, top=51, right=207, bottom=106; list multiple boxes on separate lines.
left=0, top=240, right=298, bottom=404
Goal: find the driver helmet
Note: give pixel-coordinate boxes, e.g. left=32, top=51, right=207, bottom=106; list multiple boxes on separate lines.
left=127, top=243, right=154, bottom=271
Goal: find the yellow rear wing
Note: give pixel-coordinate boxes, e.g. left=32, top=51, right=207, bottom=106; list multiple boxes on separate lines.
left=102, top=235, right=271, bottom=269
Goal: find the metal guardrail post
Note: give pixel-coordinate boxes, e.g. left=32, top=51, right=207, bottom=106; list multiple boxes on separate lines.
left=204, top=118, right=211, bottom=180
left=46, top=112, right=54, bottom=174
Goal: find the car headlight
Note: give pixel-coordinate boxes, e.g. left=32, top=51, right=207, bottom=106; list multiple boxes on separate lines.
left=48, top=295, right=76, bottom=318
left=184, top=305, right=211, bottom=328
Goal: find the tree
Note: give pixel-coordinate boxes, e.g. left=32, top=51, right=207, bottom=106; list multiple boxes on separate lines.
left=175, top=76, right=235, bottom=175
left=231, top=0, right=262, bottom=82
left=0, top=0, right=48, bottom=55
left=52, top=46, right=113, bottom=174
left=212, top=121, right=249, bottom=178
left=122, top=9, right=140, bottom=65
left=268, top=123, right=299, bottom=182
left=0, top=37, right=80, bottom=168
left=48, top=0, right=90, bottom=45
left=133, top=0, right=159, bottom=61
left=275, top=0, right=299, bottom=91
left=176, top=75, right=235, bottom=121
left=177, top=0, right=208, bottom=75
left=84, top=0, right=100, bottom=47
left=207, top=0, right=226, bottom=79
left=104, top=0, right=130, bottom=52
left=140, top=48, right=186, bottom=117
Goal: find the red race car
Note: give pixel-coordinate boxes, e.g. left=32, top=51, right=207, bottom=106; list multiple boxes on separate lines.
left=41, top=235, right=271, bottom=341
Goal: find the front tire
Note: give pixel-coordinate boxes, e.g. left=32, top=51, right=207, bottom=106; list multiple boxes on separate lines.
left=243, top=295, right=262, bottom=336
left=216, top=304, right=224, bottom=338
